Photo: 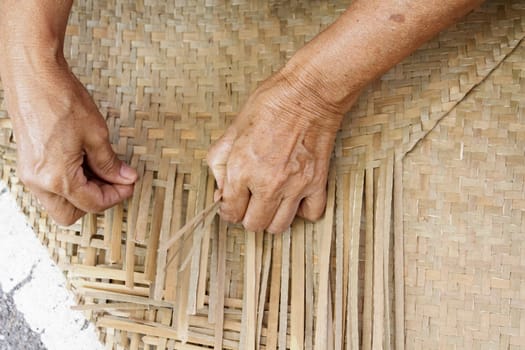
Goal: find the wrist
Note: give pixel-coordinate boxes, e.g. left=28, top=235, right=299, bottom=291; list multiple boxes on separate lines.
left=266, top=65, right=346, bottom=134
left=0, top=1, right=71, bottom=82
left=282, top=36, right=365, bottom=118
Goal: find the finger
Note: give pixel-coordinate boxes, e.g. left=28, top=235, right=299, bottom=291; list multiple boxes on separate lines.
left=206, top=133, right=235, bottom=189
left=266, top=197, right=301, bottom=234
left=219, top=179, right=250, bottom=224
left=242, top=196, right=281, bottom=232
left=33, top=189, right=85, bottom=226
left=85, top=134, right=137, bottom=185
left=65, top=179, right=134, bottom=213
left=296, top=189, right=327, bottom=222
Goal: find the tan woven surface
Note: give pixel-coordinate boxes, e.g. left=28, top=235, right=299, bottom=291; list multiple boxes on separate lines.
left=403, top=42, right=525, bottom=349
left=0, top=0, right=524, bottom=349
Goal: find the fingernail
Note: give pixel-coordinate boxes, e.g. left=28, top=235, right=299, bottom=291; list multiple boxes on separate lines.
left=120, top=163, right=138, bottom=182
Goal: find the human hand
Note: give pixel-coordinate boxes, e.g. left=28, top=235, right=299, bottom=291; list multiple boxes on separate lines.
left=207, top=68, right=357, bottom=233
left=3, top=59, right=137, bottom=225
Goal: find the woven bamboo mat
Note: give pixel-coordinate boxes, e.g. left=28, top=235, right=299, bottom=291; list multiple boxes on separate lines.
left=0, top=1, right=524, bottom=349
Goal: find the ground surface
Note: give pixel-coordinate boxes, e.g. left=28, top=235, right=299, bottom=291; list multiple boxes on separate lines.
left=0, top=182, right=103, bottom=350
left=0, top=283, right=45, bottom=350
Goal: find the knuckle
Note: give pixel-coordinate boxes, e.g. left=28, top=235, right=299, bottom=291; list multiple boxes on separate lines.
left=87, top=202, right=106, bottom=214
left=98, top=151, right=119, bottom=174
left=51, top=178, right=68, bottom=195
left=272, top=171, right=289, bottom=187
left=303, top=210, right=323, bottom=222
left=299, top=168, right=316, bottom=188
left=51, top=211, right=79, bottom=226
left=207, top=135, right=232, bottom=167
left=267, top=224, right=286, bottom=235
left=54, top=215, right=77, bottom=226
left=39, top=172, right=66, bottom=194
left=301, top=202, right=325, bottom=222
left=18, top=164, right=67, bottom=194
left=243, top=219, right=265, bottom=233
left=219, top=207, right=243, bottom=224
left=250, top=178, right=285, bottom=201
left=17, top=168, right=35, bottom=188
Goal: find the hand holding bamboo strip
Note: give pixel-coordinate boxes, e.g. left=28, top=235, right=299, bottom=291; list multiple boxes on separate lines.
left=0, top=1, right=525, bottom=349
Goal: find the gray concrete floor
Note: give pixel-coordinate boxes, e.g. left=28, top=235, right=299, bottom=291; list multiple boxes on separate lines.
left=0, top=284, right=45, bottom=350
left=0, top=182, right=102, bottom=350
left=0, top=186, right=45, bottom=349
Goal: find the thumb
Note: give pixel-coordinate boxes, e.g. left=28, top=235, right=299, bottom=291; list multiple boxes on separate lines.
left=85, top=138, right=137, bottom=185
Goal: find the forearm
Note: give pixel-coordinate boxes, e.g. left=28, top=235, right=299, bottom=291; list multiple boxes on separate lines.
left=0, top=0, right=73, bottom=83
left=283, top=0, right=484, bottom=113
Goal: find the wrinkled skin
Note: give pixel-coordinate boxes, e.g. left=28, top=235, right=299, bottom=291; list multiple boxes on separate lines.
left=6, top=60, right=138, bottom=226
left=207, top=72, right=355, bottom=233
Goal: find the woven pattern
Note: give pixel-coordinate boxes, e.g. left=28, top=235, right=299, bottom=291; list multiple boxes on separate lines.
left=0, top=1, right=524, bottom=349
left=404, top=43, right=525, bottom=348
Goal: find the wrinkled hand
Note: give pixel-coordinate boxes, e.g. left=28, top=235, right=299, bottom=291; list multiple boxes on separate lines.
left=207, top=70, right=352, bottom=233
left=5, top=60, right=137, bottom=225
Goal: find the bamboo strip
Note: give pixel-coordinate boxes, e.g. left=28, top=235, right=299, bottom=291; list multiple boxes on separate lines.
left=335, top=172, right=346, bottom=350
left=125, top=235, right=136, bottom=289
left=164, top=169, right=184, bottom=306
left=146, top=216, right=163, bottom=277
left=347, top=169, right=365, bottom=350
left=197, top=174, right=217, bottom=310
left=394, top=158, right=405, bottom=350
left=159, top=201, right=220, bottom=252
left=255, top=232, right=264, bottom=315
left=190, top=315, right=242, bottom=333
left=125, top=158, right=143, bottom=289
left=81, top=289, right=173, bottom=308
left=110, top=203, right=124, bottom=264
left=256, top=234, right=272, bottom=349
left=186, top=166, right=209, bottom=315
left=362, top=168, right=375, bottom=350
left=243, top=231, right=257, bottom=350
left=327, top=282, right=334, bottom=350
left=83, top=213, right=97, bottom=266
left=172, top=206, right=218, bottom=274
left=278, top=229, right=291, bottom=350
left=81, top=213, right=95, bottom=247
left=382, top=152, right=394, bottom=349
left=70, top=265, right=151, bottom=285
left=207, top=218, right=219, bottom=324
left=202, top=295, right=243, bottom=310
left=129, top=333, right=140, bottom=350
left=175, top=160, right=201, bottom=342
left=71, top=303, right=151, bottom=311
left=214, top=220, right=227, bottom=350
left=103, top=206, right=112, bottom=249
left=304, top=222, right=314, bottom=350
left=144, top=158, right=169, bottom=281
left=153, top=164, right=177, bottom=300
left=71, top=280, right=150, bottom=297
left=97, top=316, right=179, bottom=339
left=127, top=158, right=145, bottom=242
left=291, top=219, right=305, bottom=350
left=314, top=166, right=336, bottom=350
left=372, top=163, right=386, bottom=350
left=186, top=221, right=205, bottom=315
left=135, top=170, right=153, bottom=243
left=266, top=231, right=282, bottom=350
left=252, top=232, right=264, bottom=348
